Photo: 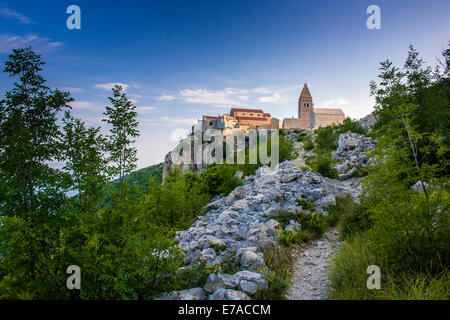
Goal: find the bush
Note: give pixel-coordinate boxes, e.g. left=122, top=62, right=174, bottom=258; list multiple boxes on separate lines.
left=316, top=126, right=338, bottom=152
left=303, top=137, right=315, bottom=151
left=337, top=118, right=367, bottom=135
left=278, top=229, right=312, bottom=247
left=200, top=163, right=242, bottom=197
left=329, top=234, right=449, bottom=300
left=325, top=194, right=372, bottom=240
left=295, top=198, right=317, bottom=212
left=366, top=186, right=449, bottom=274
left=254, top=245, right=292, bottom=300
left=312, top=152, right=339, bottom=179
left=273, top=210, right=328, bottom=236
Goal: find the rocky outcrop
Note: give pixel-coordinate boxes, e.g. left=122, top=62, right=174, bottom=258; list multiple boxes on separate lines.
left=166, top=160, right=361, bottom=300
left=333, top=132, right=376, bottom=180
left=358, top=113, right=376, bottom=131
left=162, top=137, right=207, bottom=183
left=160, top=129, right=374, bottom=300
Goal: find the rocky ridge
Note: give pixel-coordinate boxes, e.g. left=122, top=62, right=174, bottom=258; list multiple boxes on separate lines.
left=160, top=129, right=374, bottom=300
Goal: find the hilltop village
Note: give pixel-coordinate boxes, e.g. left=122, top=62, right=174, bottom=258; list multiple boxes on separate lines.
left=199, top=83, right=346, bottom=135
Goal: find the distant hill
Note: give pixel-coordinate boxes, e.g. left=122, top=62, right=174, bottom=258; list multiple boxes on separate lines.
left=121, top=162, right=164, bottom=191
left=102, top=163, right=163, bottom=207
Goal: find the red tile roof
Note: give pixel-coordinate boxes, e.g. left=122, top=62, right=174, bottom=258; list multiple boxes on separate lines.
left=236, top=116, right=268, bottom=121
left=230, top=108, right=264, bottom=113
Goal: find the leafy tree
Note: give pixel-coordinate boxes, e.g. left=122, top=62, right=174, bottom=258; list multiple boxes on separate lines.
left=0, top=47, right=73, bottom=298
left=62, top=111, right=107, bottom=211
left=103, top=85, right=140, bottom=185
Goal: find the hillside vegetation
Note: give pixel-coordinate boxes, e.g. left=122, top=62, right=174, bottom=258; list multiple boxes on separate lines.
left=327, top=45, right=449, bottom=299
left=0, top=44, right=448, bottom=300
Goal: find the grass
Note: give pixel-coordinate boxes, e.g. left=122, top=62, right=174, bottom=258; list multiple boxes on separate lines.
left=295, top=163, right=312, bottom=172
left=295, top=198, right=317, bottom=212
left=253, top=244, right=293, bottom=300
left=328, top=234, right=449, bottom=300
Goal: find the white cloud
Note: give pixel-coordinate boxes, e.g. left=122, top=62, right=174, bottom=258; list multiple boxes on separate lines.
left=69, top=101, right=104, bottom=109
left=156, top=85, right=299, bottom=108
left=95, top=82, right=129, bottom=91
left=161, top=116, right=197, bottom=125
left=0, top=7, right=32, bottom=24
left=258, top=93, right=281, bottom=103
left=178, top=88, right=252, bottom=106
left=136, top=106, right=156, bottom=112
left=321, top=98, right=350, bottom=107
left=141, top=117, right=196, bottom=127
left=156, top=95, right=176, bottom=101
left=0, top=34, right=62, bottom=53
left=251, top=87, right=272, bottom=94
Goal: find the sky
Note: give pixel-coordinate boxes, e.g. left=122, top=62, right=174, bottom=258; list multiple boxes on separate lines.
left=0, top=0, right=449, bottom=168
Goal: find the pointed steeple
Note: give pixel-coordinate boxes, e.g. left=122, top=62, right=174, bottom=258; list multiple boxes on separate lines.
left=299, top=82, right=312, bottom=100
left=298, top=82, right=314, bottom=128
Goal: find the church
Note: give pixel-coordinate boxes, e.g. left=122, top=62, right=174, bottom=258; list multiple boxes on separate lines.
left=283, top=83, right=345, bottom=130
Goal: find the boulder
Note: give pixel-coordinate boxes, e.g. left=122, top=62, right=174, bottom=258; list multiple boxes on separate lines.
left=159, top=287, right=206, bottom=300
left=208, top=287, right=250, bottom=300
left=204, top=273, right=240, bottom=293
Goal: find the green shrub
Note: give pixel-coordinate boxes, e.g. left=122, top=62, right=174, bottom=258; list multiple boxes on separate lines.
left=315, top=126, right=338, bottom=152
left=328, top=234, right=449, bottom=300
left=323, top=194, right=372, bottom=240
left=325, top=194, right=358, bottom=227
left=217, top=250, right=240, bottom=274
left=295, top=198, right=317, bottom=212
left=278, top=229, right=312, bottom=247
left=337, top=118, right=367, bottom=135
left=366, top=186, right=449, bottom=274
left=312, top=152, right=339, bottom=179
left=200, top=163, right=242, bottom=197
left=273, top=210, right=328, bottom=236
left=328, top=234, right=380, bottom=300
left=303, top=137, right=315, bottom=151
left=254, top=245, right=292, bottom=300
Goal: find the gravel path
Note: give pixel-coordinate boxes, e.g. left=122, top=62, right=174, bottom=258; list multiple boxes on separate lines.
left=285, top=228, right=340, bottom=300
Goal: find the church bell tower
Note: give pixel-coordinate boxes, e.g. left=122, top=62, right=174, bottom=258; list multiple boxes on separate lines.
left=298, top=83, right=314, bottom=129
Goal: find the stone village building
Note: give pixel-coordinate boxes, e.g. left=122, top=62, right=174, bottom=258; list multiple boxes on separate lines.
left=283, top=83, right=345, bottom=130
left=200, top=83, right=345, bottom=134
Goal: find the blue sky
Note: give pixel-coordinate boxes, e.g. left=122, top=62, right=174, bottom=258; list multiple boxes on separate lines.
left=1, top=0, right=449, bottom=168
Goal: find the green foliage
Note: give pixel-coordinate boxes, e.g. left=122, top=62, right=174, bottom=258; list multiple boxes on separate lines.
left=232, top=131, right=294, bottom=177
left=337, top=117, right=368, bottom=135
left=311, top=152, right=339, bottom=179
left=0, top=48, right=74, bottom=299
left=278, top=229, right=312, bottom=247
left=364, top=185, right=449, bottom=274
left=217, top=250, right=240, bottom=275
left=329, top=234, right=449, bottom=300
left=303, top=135, right=315, bottom=151
left=103, top=85, right=140, bottom=184
left=254, top=245, right=292, bottom=300
left=295, top=198, right=317, bottom=212
left=200, top=163, right=242, bottom=197
left=0, top=48, right=205, bottom=299
left=121, top=163, right=164, bottom=190
left=66, top=186, right=186, bottom=299
left=324, top=194, right=372, bottom=240
left=141, top=170, right=210, bottom=231
left=329, top=44, right=450, bottom=300
left=273, top=210, right=328, bottom=236
left=315, top=126, right=338, bottom=152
